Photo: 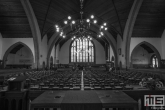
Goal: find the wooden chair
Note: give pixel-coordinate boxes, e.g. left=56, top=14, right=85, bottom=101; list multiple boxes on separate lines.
left=94, top=86, right=102, bottom=90
left=52, top=86, right=59, bottom=90
left=84, top=86, right=91, bottom=90
left=41, top=86, right=49, bottom=90
left=73, top=86, right=80, bottom=90
left=114, top=86, right=123, bottom=90
left=105, top=86, right=112, bottom=90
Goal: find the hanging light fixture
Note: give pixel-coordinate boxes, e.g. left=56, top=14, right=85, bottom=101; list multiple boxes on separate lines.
left=54, top=25, right=66, bottom=38
left=55, top=0, right=108, bottom=40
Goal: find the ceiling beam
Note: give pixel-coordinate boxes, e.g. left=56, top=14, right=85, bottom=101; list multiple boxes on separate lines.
left=41, top=0, right=52, bottom=37
left=123, top=0, right=144, bottom=68
left=21, top=0, right=42, bottom=69
left=112, top=0, right=123, bottom=38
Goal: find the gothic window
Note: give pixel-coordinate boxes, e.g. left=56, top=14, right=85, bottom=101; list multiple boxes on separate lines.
left=152, top=55, right=158, bottom=68
left=70, top=38, right=94, bottom=63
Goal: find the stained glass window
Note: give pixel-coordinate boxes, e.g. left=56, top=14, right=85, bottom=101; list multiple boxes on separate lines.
left=152, top=55, right=158, bottom=68
left=152, top=58, right=155, bottom=67
left=70, top=38, right=94, bottom=63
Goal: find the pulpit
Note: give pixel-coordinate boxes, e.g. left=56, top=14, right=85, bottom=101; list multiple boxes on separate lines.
left=8, top=76, right=27, bottom=91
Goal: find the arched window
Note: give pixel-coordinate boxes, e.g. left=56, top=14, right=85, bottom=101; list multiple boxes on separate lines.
left=152, top=55, right=158, bottom=68
left=70, top=38, right=94, bottom=63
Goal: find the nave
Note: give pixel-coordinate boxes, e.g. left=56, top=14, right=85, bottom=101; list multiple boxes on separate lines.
left=1, top=0, right=165, bottom=110
left=0, top=68, right=165, bottom=110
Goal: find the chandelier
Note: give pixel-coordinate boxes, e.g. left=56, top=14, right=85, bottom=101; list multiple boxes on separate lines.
left=55, top=0, right=108, bottom=40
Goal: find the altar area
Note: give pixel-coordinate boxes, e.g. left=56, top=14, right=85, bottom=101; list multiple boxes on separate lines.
left=30, top=90, right=138, bottom=110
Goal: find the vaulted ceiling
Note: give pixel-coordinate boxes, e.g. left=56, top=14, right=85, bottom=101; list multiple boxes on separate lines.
left=0, top=0, right=32, bottom=38
left=0, top=0, right=165, bottom=43
left=29, top=0, right=134, bottom=41
left=132, top=0, right=165, bottom=38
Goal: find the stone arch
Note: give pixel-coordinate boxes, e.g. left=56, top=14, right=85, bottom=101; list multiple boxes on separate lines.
left=47, top=24, right=118, bottom=67
left=131, top=41, right=161, bottom=68
left=3, top=42, right=34, bottom=68
left=21, top=0, right=41, bottom=69
left=124, top=0, right=144, bottom=68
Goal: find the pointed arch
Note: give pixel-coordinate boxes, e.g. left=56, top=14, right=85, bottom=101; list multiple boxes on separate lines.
left=47, top=24, right=118, bottom=67
left=21, top=0, right=41, bottom=69
left=131, top=41, right=161, bottom=68
left=3, top=42, right=34, bottom=68
left=123, top=0, right=144, bottom=68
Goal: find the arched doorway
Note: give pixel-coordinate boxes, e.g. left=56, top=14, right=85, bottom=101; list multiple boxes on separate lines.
left=3, top=42, right=34, bottom=69
left=131, top=41, right=161, bottom=69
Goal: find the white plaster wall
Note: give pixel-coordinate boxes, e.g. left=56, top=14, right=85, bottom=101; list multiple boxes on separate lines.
left=50, top=45, right=55, bottom=64
left=0, top=33, right=3, bottom=60
left=161, top=30, right=165, bottom=59
left=7, top=54, right=15, bottom=64
left=130, top=38, right=162, bottom=59
left=40, top=35, right=48, bottom=66
left=132, top=46, right=149, bottom=64
left=59, top=38, right=106, bottom=64
left=59, top=40, right=70, bottom=64
left=93, top=39, right=106, bottom=64
left=2, top=38, right=35, bottom=62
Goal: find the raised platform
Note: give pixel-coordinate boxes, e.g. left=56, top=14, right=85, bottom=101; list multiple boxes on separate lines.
left=30, top=90, right=138, bottom=110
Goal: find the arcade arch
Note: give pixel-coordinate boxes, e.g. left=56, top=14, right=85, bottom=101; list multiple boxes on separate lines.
left=131, top=41, right=161, bottom=68
left=3, top=42, right=34, bottom=69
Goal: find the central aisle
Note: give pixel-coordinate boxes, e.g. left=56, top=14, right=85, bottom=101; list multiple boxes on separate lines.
left=81, top=71, right=84, bottom=90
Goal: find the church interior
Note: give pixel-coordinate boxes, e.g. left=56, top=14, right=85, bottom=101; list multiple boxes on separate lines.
left=0, top=0, right=165, bottom=110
